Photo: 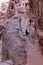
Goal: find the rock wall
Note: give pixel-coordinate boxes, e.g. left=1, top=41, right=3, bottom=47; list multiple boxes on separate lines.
left=29, top=0, right=43, bottom=55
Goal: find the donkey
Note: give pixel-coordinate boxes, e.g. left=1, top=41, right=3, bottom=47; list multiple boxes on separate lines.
left=1, top=16, right=37, bottom=65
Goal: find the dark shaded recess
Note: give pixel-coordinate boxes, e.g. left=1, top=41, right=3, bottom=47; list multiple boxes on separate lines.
left=25, top=3, right=29, bottom=6
left=20, top=51, right=27, bottom=53
left=11, top=3, right=14, bottom=9
left=39, top=38, right=43, bottom=55
left=38, top=18, right=43, bottom=31
left=29, top=19, right=33, bottom=23
left=15, top=0, right=20, bottom=3
left=0, top=25, right=5, bottom=40
left=12, top=0, right=14, bottom=1
left=29, top=0, right=34, bottom=11
left=39, top=38, right=43, bottom=47
left=25, top=29, right=29, bottom=36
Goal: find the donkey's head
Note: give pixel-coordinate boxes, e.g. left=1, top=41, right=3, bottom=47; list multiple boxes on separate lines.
left=21, top=16, right=35, bottom=37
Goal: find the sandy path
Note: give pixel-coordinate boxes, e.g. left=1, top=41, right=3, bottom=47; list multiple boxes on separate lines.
left=26, top=37, right=43, bottom=65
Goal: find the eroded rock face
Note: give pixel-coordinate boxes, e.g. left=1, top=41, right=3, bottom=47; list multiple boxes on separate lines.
left=38, top=18, right=43, bottom=55
left=2, top=17, right=27, bottom=65
left=0, top=25, right=5, bottom=40
left=38, top=18, right=43, bottom=32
